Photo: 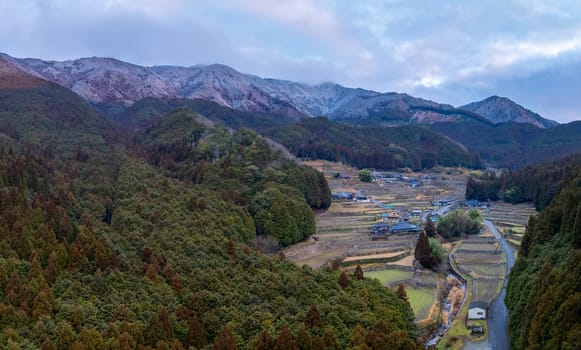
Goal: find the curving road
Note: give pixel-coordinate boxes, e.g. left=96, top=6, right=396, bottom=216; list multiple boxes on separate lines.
left=485, top=220, right=514, bottom=350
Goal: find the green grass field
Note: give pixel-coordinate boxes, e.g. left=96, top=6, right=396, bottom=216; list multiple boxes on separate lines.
left=365, top=269, right=412, bottom=285
left=406, top=288, right=435, bottom=321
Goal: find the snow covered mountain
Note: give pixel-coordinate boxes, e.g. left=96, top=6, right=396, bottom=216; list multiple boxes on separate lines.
left=460, top=96, right=558, bottom=128
left=1, top=54, right=176, bottom=105
left=1, top=53, right=558, bottom=128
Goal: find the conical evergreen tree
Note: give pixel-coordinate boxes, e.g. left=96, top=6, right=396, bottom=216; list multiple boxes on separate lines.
left=214, top=326, right=237, bottom=350
left=274, top=325, right=298, bottom=350
left=305, top=306, right=323, bottom=329
left=338, top=271, right=350, bottom=289
left=322, top=328, right=339, bottom=350
left=415, top=230, right=432, bottom=268
left=296, top=325, right=311, bottom=350
left=185, top=316, right=207, bottom=349
left=252, top=329, right=274, bottom=350
left=395, top=283, right=410, bottom=307
left=348, top=325, right=368, bottom=349
left=353, top=264, right=364, bottom=280
left=424, top=217, right=437, bottom=238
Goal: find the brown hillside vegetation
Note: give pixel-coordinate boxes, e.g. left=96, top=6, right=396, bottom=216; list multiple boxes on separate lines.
left=0, top=58, right=47, bottom=89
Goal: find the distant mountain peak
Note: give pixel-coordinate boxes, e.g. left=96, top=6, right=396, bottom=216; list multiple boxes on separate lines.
left=460, top=96, right=558, bottom=128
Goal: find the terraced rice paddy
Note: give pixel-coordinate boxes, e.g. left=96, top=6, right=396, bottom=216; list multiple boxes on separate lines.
left=284, top=160, right=470, bottom=327
left=485, top=202, right=536, bottom=248
left=455, top=252, right=502, bottom=264
left=365, top=269, right=413, bottom=286
left=471, top=278, right=502, bottom=303
left=452, top=237, right=505, bottom=304
left=416, top=272, right=438, bottom=285
left=486, top=202, right=536, bottom=226
left=343, top=250, right=409, bottom=265
left=460, top=263, right=505, bottom=277
left=406, top=288, right=437, bottom=322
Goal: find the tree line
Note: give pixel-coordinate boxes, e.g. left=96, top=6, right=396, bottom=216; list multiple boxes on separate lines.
left=264, top=117, right=484, bottom=171
left=505, top=160, right=581, bottom=349
left=465, top=153, right=581, bottom=211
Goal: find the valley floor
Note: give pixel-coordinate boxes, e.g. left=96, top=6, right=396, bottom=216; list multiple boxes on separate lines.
left=284, top=161, right=536, bottom=350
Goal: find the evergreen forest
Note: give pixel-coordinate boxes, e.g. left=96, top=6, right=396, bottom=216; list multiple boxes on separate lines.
left=0, top=83, right=418, bottom=349
left=505, top=156, right=581, bottom=349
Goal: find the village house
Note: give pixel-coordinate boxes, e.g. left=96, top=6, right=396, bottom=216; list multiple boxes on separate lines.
left=389, top=221, right=420, bottom=233
left=468, top=301, right=488, bottom=320
left=370, top=223, right=390, bottom=239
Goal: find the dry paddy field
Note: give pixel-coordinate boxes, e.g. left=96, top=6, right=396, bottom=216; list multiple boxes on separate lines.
left=284, top=161, right=472, bottom=325
left=285, top=161, right=469, bottom=269
left=452, top=236, right=505, bottom=304
left=485, top=202, right=536, bottom=248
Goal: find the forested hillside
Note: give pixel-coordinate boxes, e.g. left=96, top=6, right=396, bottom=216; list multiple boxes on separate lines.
left=430, top=119, right=581, bottom=169
left=505, top=158, right=581, bottom=349
left=100, top=97, right=294, bottom=132
left=102, top=99, right=483, bottom=171
left=102, top=97, right=581, bottom=173
left=0, top=83, right=117, bottom=154
left=263, top=117, right=483, bottom=171
left=466, top=154, right=581, bottom=210
left=0, top=82, right=417, bottom=349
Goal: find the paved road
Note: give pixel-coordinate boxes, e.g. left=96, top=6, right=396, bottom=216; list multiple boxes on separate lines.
left=485, top=220, right=514, bottom=350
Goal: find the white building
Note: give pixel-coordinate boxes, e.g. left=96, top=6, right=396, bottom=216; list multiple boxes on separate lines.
left=468, top=301, right=487, bottom=320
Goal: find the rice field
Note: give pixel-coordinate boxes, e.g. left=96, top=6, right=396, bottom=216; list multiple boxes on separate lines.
left=472, top=278, right=503, bottom=303
left=283, top=160, right=470, bottom=327
left=452, top=232, right=506, bottom=306
left=407, top=288, right=437, bottom=322
left=485, top=202, right=537, bottom=226
left=343, top=250, right=407, bottom=262
left=455, top=252, right=502, bottom=264
left=365, top=269, right=413, bottom=286
left=457, top=242, right=499, bottom=252
left=416, top=272, right=438, bottom=285
left=460, top=263, right=505, bottom=277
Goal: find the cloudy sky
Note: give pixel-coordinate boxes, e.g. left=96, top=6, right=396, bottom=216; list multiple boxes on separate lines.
left=1, top=0, right=580, bottom=122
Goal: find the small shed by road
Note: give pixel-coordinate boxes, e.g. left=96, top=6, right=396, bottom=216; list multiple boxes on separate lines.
left=468, top=301, right=488, bottom=320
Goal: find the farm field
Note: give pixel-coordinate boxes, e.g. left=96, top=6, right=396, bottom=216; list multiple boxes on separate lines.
left=460, top=263, right=505, bottom=277
left=284, top=160, right=469, bottom=268
left=484, top=202, right=536, bottom=249
left=472, top=278, right=503, bottom=304
left=365, top=269, right=413, bottom=286
left=452, top=237, right=505, bottom=305
left=407, top=288, right=437, bottom=322
left=343, top=250, right=408, bottom=263
left=455, top=252, right=502, bottom=264
left=416, top=272, right=438, bottom=285
left=283, top=161, right=471, bottom=332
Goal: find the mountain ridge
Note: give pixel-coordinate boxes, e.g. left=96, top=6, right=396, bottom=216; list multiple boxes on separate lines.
left=0, top=55, right=48, bottom=89
left=460, top=95, right=558, bottom=128
left=1, top=53, right=559, bottom=128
